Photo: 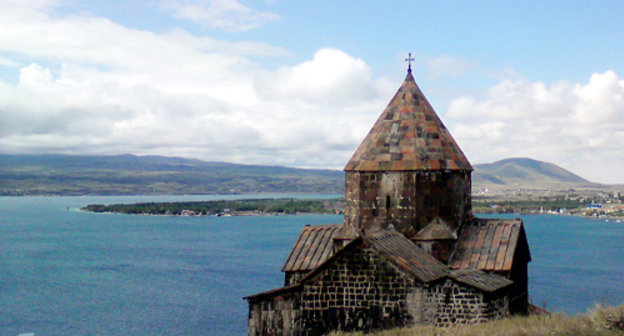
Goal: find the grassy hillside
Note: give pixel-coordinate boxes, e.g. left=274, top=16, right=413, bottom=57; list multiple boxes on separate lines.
left=330, top=304, right=624, bottom=336
left=473, top=157, right=598, bottom=189
left=0, top=154, right=344, bottom=195
left=0, top=154, right=611, bottom=196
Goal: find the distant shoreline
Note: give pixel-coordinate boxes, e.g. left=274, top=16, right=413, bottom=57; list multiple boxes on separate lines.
left=478, top=210, right=624, bottom=222
left=79, top=196, right=624, bottom=220
left=80, top=209, right=330, bottom=217
left=81, top=198, right=345, bottom=217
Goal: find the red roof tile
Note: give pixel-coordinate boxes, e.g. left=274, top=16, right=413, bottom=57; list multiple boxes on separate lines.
left=450, top=268, right=513, bottom=292
left=365, top=229, right=448, bottom=283
left=449, top=218, right=530, bottom=272
left=345, top=72, right=472, bottom=172
left=282, top=224, right=343, bottom=272
left=298, top=228, right=449, bottom=284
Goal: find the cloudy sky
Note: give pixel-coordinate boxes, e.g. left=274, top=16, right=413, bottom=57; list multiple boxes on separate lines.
left=1, top=1, right=623, bottom=183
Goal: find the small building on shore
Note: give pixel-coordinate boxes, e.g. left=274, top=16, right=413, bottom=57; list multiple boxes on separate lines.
left=245, top=66, right=531, bottom=336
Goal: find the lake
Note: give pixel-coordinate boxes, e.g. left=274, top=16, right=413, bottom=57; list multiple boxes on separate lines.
left=1, top=196, right=623, bottom=336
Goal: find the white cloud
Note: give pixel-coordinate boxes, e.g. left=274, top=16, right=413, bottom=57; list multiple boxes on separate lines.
left=163, top=28, right=289, bottom=57
left=572, top=71, right=624, bottom=125
left=18, top=63, right=54, bottom=89
left=254, top=48, right=392, bottom=107
left=2, top=2, right=623, bottom=184
left=447, top=71, right=624, bottom=184
left=0, top=56, right=20, bottom=67
left=0, top=3, right=394, bottom=171
left=427, top=55, right=474, bottom=79
left=160, top=0, right=280, bottom=32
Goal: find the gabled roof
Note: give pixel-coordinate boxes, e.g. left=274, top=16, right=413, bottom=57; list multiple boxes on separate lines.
left=413, top=217, right=458, bottom=241
left=365, top=230, right=449, bottom=282
left=282, top=224, right=343, bottom=273
left=344, top=71, right=472, bottom=172
left=450, top=268, right=513, bottom=292
left=298, top=229, right=449, bottom=284
left=449, top=218, right=531, bottom=271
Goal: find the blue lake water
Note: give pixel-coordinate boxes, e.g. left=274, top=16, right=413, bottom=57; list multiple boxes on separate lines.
left=1, top=196, right=623, bottom=336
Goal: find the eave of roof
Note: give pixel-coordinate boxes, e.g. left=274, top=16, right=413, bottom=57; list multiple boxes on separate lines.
left=244, top=283, right=302, bottom=301
left=450, top=268, right=513, bottom=292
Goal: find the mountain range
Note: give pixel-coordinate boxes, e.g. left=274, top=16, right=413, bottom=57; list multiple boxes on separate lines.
left=0, top=154, right=343, bottom=195
left=0, top=154, right=603, bottom=196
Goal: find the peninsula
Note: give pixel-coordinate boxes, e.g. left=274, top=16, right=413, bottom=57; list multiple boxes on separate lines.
left=82, top=198, right=345, bottom=216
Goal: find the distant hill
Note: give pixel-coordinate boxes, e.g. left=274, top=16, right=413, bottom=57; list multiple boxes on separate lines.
left=0, top=154, right=344, bottom=196
left=473, top=157, right=596, bottom=189
left=0, top=154, right=604, bottom=196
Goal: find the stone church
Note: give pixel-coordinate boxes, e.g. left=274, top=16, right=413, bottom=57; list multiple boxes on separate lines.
left=245, top=65, right=531, bottom=336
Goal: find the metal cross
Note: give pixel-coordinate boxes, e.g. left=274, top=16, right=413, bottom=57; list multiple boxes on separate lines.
left=405, top=52, right=414, bottom=72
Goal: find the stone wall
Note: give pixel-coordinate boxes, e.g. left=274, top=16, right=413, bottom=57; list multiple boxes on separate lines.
left=426, top=280, right=509, bottom=326
left=285, top=271, right=307, bottom=286
left=248, top=243, right=512, bottom=336
left=248, top=290, right=301, bottom=336
left=508, top=247, right=530, bottom=314
left=414, top=240, right=454, bottom=263
left=299, top=243, right=423, bottom=335
left=344, top=171, right=471, bottom=239
left=487, top=294, right=510, bottom=320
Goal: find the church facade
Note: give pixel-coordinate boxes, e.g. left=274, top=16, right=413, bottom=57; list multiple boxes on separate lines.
left=245, top=68, right=531, bottom=336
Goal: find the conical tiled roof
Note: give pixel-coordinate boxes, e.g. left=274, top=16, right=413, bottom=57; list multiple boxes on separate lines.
left=345, top=71, right=472, bottom=171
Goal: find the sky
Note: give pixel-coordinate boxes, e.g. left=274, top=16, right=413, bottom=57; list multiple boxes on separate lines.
left=1, top=1, right=623, bottom=183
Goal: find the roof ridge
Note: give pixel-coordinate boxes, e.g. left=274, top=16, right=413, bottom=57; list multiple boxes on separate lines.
left=365, top=231, right=448, bottom=282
